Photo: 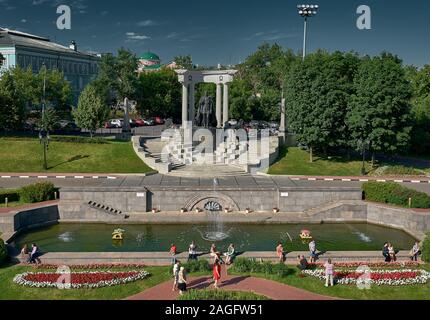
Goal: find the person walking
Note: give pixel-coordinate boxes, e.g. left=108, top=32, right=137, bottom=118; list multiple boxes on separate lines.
left=276, top=243, right=285, bottom=263
left=177, top=267, right=187, bottom=296
left=188, top=241, right=197, bottom=262
left=382, top=242, right=390, bottom=262
left=309, top=240, right=317, bottom=263
left=20, top=244, right=30, bottom=264
left=324, top=258, right=334, bottom=287
left=225, top=244, right=235, bottom=265
left=172, top=260, right=180, bottom=291
left=410, top=242, right=421, bottom=262
left=213, top=258, right=222, bottom=289
left=30, top=243, right=41, bottom=264
left=169, top=243, right=177, bottom=265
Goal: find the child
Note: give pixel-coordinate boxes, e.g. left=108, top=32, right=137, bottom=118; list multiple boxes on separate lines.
left=324, top=258, right=334, bottom=287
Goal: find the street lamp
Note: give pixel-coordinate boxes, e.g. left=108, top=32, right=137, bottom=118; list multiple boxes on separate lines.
left=297, top=4, right=319, bottom=61
left=39, top=63, right=49, bottom=170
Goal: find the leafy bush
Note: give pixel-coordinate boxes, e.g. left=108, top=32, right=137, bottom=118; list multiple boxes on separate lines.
left=0, top=189, right=19, bottom=204
left=19, top=182, right=56, bottom=203
left=381, top=166, right=424, bottom=176
left=422, top=233, right=430, bottom=263
left=0, top=239, right=8, bottom=265
left=183, top=259, right=211, bottom=273
left=179, top=289, right=270, bottom=301
left=231, top=258, right=292, bottom=277
left=51, top=136, right=108, bottom=144
left=363, top=181, right=430, bottom=209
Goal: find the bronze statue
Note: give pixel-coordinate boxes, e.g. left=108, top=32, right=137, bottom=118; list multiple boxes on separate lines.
left=195, top=91, right=215, bottom=128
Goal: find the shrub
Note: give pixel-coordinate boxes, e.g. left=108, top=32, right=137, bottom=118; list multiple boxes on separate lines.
left=231, top=258, right=292, bottom=277
left=381, top=166, right=424, bottom=176
left=362, top=181, right=430, bottom=209
left=183, top=259, right=211, bottom=273
left=0, top=189, right=19, bottom=204
left=0, top=239, right=8, bottom=265
left=422, top=233, right=430, bottom=263
left=19, top=182, right=56, bottom=203
left=51, top=136, right=109, bottom=144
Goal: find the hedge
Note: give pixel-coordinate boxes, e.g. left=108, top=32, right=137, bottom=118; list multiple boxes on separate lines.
left=422, top=233, right=430, bottom=263
left=230, top=258, right=293, bottom=277
left=362, top=181, right=430, bottom=209
left=19, top=182, right=57, bottom=204
left=0, top=239, right=7, bottom=265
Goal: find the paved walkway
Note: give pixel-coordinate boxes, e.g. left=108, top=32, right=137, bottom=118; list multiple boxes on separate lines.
left=127, top=267, right=335, bottom=301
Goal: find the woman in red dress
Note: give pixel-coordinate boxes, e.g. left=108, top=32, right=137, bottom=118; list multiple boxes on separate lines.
left=213, top=258, right=222, bottom=289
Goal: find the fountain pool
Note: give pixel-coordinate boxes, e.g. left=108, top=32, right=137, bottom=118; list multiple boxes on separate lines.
left=11, top=222, right=417, bottom=253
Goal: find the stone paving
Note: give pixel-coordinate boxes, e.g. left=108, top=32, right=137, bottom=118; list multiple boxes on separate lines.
left=127, top=266, right=336, bottom=301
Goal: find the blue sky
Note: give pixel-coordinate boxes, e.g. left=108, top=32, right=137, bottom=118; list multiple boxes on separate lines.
left=0, top=0, right=429, bottom=67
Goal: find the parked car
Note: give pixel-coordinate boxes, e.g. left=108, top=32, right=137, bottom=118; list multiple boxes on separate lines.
left=143, top=118, right=155, bottom=126
left=110, top=119, right=123, bottom=128
left=134, top=119, right=146, bottom=127
left=228, top=119, right=238, bottom=127
left=154, top=116, right=165, bottom=125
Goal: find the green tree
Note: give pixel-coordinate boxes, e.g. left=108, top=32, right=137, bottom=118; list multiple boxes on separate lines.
left=0, top=70, right=27, bottom=130
left=38, top=107, right=59, bottom=132
left=91, top=49, right=139, bottom=107
left=73, top=85, right=110, bottom=138
left=174, top=55, right=193, bottom=69
left=285, top=51, right=359, bottom=162
left=346, top=53, right=412, bottom=164
left=408, top=65, right=430, bottom=154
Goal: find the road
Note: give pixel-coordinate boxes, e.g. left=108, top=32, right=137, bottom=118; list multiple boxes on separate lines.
left=2, top=174, right=430, bottom=194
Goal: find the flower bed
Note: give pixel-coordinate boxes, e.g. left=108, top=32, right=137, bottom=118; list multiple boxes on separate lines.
left=33, top=263, right=147, bottom=270
left=303, top=269, right=430, bottom=286
left=13, top=270, right=150, bottom=289
left=308, top=261, right=420, bottom=269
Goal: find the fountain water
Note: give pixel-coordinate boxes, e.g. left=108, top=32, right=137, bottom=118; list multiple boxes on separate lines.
left=195, top=178, right=231, bottom=242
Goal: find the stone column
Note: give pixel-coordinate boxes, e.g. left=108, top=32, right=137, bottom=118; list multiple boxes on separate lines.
left=189, top=83, right=195, bottom=128
left=279, top=97, right=286, bottom=145
left=223, top=83, right=229, bottom=128
left=182, top=82, right=188, bottom=128
left=216, top=83, right=222, bottom=128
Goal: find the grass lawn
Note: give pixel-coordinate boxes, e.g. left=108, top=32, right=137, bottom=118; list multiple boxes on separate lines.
left=230, top=265, right=430, bottom=300
left=0, top=137, right=152, bottom=174
left=268, top=147, right=373, bottom=176
left=268, top=147, right=430, bottom=176
left=0, top=264, right=171, bottom=300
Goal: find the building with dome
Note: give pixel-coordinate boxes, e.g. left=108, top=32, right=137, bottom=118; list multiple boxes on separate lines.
left=138, top=51, right=162, bottom=72
left=138, top=51, right=180, bottom=73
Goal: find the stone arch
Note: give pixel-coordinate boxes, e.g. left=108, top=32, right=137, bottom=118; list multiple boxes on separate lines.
left=184, top=193, right=240, bottom=212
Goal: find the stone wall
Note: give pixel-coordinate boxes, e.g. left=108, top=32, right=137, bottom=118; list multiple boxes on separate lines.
left=58, top=186, right=363, bottom=217
left=0, top=204, right=59, bottom=241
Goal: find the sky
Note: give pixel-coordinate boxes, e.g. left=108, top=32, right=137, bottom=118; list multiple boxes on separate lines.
left=0, top=0, right=429, bottom=67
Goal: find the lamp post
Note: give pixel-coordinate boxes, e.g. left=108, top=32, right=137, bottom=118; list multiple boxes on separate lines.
left=297, top=4, right=319, bottom=61
left=39, top=63, right=49, bottom=170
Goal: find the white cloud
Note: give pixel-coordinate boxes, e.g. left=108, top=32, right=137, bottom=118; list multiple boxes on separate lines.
left=126, top=32, right=151, bottom=41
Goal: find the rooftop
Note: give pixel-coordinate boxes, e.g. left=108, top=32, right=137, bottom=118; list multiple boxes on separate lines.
left=0, top=27, right=99, bottom=59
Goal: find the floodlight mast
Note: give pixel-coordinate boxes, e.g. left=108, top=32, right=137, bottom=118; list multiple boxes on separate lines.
left=297, top=4, right=319, bottom=61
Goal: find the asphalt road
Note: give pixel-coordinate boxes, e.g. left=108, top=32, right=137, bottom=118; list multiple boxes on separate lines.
left=1, top=174, right=430, bottom=194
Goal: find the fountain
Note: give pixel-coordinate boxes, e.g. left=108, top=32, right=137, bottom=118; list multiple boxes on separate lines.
left=195, top=178, right=231, bottom=242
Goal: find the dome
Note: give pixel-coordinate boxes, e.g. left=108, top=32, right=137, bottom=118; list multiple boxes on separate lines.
left=140, top=52, right=160, bottom=61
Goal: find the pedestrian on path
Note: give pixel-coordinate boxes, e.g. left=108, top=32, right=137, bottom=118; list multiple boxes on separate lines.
left=276, top=243, right=285, bottom=263
left=388, top=243, right=396, bottom=262
left=169, top=243, right=177, bottom=265
left=324, top=259, right=334, bottom=287
left=177, top=267, right=187, bottom=295
left=309, top=240, right=317, bottom=263
left=382, top=242, right=390, bottom=262
left=213, top=257, right=222, bottom=289
left=172, top=260, right=180, bottom=291
left=188, top=241, right=197, bottom=262
left=224, top=243, right=235, bottom=265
